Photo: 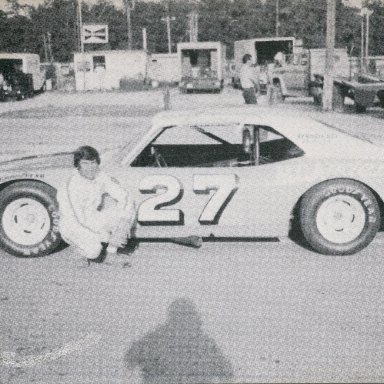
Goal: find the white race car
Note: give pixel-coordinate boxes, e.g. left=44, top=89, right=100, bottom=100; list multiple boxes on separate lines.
left=0, top=107, right=383, bottom=257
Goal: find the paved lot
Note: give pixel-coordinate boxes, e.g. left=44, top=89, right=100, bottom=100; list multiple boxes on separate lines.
left=1, top=88, right=384, bottom=383
left=2, top=238, right=384, bottom=383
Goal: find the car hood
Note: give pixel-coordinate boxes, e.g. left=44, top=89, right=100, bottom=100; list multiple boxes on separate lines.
left=0, top=151, right=75, bottom=172
left=0, top=144, right=125, bottom=173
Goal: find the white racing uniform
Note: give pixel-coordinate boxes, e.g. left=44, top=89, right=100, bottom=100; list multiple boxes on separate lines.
left=57, top=170, right=134, bottom=259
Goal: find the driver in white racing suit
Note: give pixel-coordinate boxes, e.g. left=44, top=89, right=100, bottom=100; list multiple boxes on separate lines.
left=57, top=146, right=134, bottom=263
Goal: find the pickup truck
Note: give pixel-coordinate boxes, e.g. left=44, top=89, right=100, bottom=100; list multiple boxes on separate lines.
left=233, top=37, right=351, bottom=105
left=271, top=48, right=350, bottom=103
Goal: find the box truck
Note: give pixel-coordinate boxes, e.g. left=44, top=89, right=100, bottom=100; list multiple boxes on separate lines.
left=0, top=53, right=46, bottom=100
left=177, top=42, right=226, bottom=93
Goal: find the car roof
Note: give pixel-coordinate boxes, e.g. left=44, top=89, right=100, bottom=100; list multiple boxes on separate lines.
left=153, top=106, right=268, bottom=126
left=151, top=106, right=383, bottom=159
left=152, top=106, right=329, bottom=133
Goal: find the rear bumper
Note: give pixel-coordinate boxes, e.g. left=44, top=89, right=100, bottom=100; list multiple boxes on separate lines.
left=179, top=77, right=222, bottom=91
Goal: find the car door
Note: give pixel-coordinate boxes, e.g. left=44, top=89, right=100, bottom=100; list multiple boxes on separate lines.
left=107, top=123, right=305, bottom=239
left=274, top=53, right=309, bottom=96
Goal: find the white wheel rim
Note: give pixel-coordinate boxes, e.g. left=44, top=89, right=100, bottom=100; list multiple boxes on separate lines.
left=316, top=195, right=366, bottom=244
left=2, top=198, right=51, bottom=246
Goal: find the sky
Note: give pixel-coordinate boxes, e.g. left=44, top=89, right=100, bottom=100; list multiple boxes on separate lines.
left=0, top=0, right=365, bottom=11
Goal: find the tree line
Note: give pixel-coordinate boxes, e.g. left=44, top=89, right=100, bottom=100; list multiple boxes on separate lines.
left=0, top=0, right=383, bottom=62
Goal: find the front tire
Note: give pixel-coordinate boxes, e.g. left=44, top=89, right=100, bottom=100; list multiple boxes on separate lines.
left=0, top=182, right=62, bottom=257
left=299, top=179, right=380, bottom=255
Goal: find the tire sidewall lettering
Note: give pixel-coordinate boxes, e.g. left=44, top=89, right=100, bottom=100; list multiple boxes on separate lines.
left=0, top=184, right=62, bottom=257
left=301, top=180, right=381, bottom=255
left=48, top=204, right=56, bottom=212
left=323, top=185, right=377, bottom=223
left=17, top=206, right=60, bottom=256
left=40, top=208, right=61, bottom=247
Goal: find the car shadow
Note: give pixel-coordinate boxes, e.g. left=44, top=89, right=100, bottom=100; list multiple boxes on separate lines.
left=124, top=298, right=234, bottom=384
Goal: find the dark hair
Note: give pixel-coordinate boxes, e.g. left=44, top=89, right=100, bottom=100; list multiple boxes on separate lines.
left=242, top=54, right=252, bottom=64
left=73, top=146, right=100, bottom=168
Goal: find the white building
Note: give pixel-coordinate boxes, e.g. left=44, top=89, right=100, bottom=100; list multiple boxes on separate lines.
left=74, top=50, right=148, bottom=91
left=147, top=53, right=179, bottom=83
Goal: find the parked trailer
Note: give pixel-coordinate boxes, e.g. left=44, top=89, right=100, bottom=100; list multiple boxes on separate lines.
left=334, top=75, right=384, bottom=113
left=177, top=42, right=226, bottom=93
left=233, top=37, right=297, bottom=88
left=73, top=50, right=148, bottom=91
left=0, top=53, right=46, bottom=100
left=148, top=53, right=179, bottom=84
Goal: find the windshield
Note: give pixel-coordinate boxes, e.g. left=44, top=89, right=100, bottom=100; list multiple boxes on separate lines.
left=105, top=130, right=148, bottom=165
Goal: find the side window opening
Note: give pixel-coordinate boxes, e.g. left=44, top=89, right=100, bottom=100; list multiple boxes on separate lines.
left=131, top=124, right=304, bottom=168
left=132, top=125, right=252, bottom=168
left=243, top=125, right=304, bottom=165
left=93, top=55, right=106, bottom=70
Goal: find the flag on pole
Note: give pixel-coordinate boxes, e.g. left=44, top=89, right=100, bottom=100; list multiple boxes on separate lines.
left=82, top=25, right=108, bottom=44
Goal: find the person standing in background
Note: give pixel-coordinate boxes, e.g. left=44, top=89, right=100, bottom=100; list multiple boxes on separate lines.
left=239, top=54, right=260, bottom=104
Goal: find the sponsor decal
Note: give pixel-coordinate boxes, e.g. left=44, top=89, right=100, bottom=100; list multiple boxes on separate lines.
left=0, top=173, right=45, bottom=182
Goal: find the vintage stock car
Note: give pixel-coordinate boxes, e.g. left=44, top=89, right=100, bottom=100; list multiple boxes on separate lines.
left=0, top=106, right=383, bottom=257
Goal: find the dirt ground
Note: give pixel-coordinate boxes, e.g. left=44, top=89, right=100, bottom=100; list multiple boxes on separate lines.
left=1, top=88, right=384, bottom=384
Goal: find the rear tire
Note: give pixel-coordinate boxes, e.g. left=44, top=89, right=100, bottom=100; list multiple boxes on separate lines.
left=0, top=182, right=61, bottom=257
left=313, top=94, right=322, bottom=105
left=271, top=80, right=284, bottom=103
left=377, top=91, right=384, bottom=108
left=355, top=103, right=367, bottom=113
left=299, top=179, right=380, bottom=255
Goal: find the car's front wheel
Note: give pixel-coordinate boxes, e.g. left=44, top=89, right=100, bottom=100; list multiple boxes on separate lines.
left=299, top=179, right=380, bottom=255
left=0, top=181, right=62, bottom=257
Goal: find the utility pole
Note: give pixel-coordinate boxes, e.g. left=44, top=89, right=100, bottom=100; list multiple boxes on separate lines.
left=365, top=9, right=373, bottom=64
left=78, top=0, right=85, bottom=90
left=124, top=0, right=135, bottom=50
left=361, top=12, right=364, bottom=70
left=322, top=0, right=336, bottom=111
left=142, top=28, right=147, bottom=51
left=188, top=11, right=198, bottom=42
left=78, top=0, right=84, bottom=54
left=275, top=0, right=280, bottom=37
left=161, top=15, right=176, bottom=53
left=45, top=32, right=55, bottom=88
left=360, top=8, right=373, bottom=72
left=43, top=34, right=49, bottom=63
left=47, top=32, right=53, bottom=62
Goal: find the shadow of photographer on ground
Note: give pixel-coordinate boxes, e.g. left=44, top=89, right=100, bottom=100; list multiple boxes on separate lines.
left=124, top=298, right=234, bottom=384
